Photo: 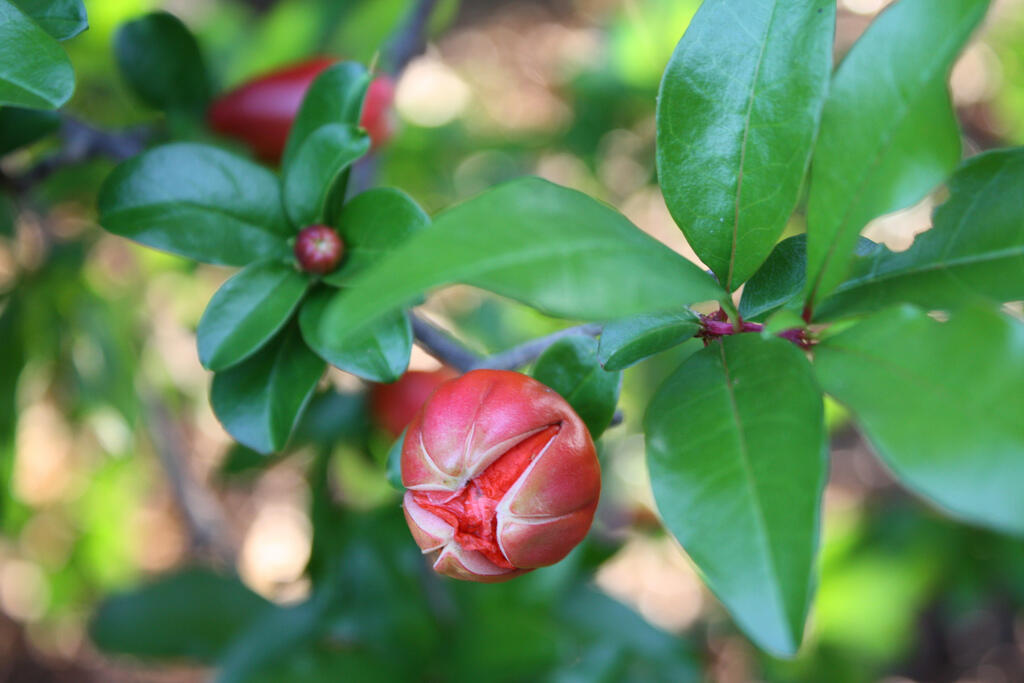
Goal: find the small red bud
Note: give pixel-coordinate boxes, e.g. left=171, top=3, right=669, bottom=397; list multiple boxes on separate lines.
left=401, top=370, right=601, bottom=583
left=294, top=225, right=344, bottom=274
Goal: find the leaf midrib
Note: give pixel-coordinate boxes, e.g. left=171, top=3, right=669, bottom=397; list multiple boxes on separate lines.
left=106, top=200, right=288, bottom=237
left=728, top=0, right=778, bottom=291
left=717, top=341, right=791, bottom=641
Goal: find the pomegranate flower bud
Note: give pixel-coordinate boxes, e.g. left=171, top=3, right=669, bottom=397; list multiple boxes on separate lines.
left=294, top=224, right=343, bottom=274
left=401, top=370, right=601, bottom=582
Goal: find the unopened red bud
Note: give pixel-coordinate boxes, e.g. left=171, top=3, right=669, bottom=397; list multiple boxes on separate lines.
left=371, top=367, right=458, bottom=437
left=401, top=370, right=601, bottom=582
left=207, top=58, right=396, bottom=164
left=294, top=225, right=343, bottom=274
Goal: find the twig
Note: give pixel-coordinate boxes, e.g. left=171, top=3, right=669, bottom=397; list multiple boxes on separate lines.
left=410, top=313, right=482, bottom=372
left=385, top=0, right=442, bottom=76
left=473, top=323, right=603, bottom=371
left=144, top=393, right=236, bottom=566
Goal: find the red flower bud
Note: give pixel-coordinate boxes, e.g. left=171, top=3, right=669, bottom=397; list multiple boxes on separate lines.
left=294, top=225, right=343, bottom=274
left=361, top=76, right=396, bottom=151
left=207, top=57, right=396, bottom=165
left=370, top=367, right=458, bottom=437
left=401, top=370, right=600, bottom=582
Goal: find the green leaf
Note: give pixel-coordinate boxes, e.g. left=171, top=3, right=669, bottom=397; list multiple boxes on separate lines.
left=738, top=235, right=807, bottom=321
left=533, top=335, right=622, bottom=439
left=299, top=288, right=410, bottom=382
left=98, top=143, right=290, bottom=266
left=657, top=0, right=834, bottom=290
left=114, top=11, right=211, bottom=115
left=282, top=123, right=370, bottom=227
left=817, top=147, right=1024, bottom=320
left=598, top=310, right=700, bottom=371
left=210, top=324, right=325, bottom=454
left=10, top=0, right=86, bottom=41
left=197, top=260, right=310, bottom=371
left=644, top=334, right=826, bottom=655
left=319, top=178, right=723, bottom=348
left=90, top=568, right=271, bottom=662
left=814, top=306, right=1024, bottom=535
left=0, top=106, right=59, bottom=155
left=323, top=187, right=430, bottom=286
left=0, top=0, right=74, bottom=109
left=386, top=430, right=405, bottom=490
left=740, top=235, right=881, bottom=321
left=803, top=0, right=989, bottom=311
left=282, top=61, right=370, bottom=171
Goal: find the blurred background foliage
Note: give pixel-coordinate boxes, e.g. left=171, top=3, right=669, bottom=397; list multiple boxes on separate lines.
left=2, top=0, right=1024, bottom=681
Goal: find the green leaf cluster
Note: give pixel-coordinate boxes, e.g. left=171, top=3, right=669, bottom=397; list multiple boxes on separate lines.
left=98, top=61, right=415, bottom=454
left=639, top=0, right=1024, bottom=659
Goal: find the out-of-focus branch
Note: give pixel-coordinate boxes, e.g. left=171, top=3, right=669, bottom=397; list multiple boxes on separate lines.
left=3, top=116, right=147, bottom=193
left=144, top=393, right=236, bottom=566
left=411, top=314, right=606, bottom=373
left=410, top=313, right=482, bottom=372
left=472, top=323, right=603, bottom=371
left=384, top=0, right=441, bottom=76
left=348, top=0, right=441, bottom=197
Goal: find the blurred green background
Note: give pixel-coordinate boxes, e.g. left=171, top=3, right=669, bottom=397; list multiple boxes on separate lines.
left=2, top=0, right=1024, bottom=680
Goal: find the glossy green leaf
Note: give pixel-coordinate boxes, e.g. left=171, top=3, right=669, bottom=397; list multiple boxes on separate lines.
left=197, top=260, right=310, bottom=371
left=803, top=0, right=989, bottom=312
left=98, top=143, right=290, bottom=266
left=210, top=325, right=325, bottom=454
left=0, top=0, right=74, bottom=109
left=598, top=310, right=700, bottom=371
left=114, top=11, right=211, bottom=115
left=11, top=0, right=86, bottom=41
left=323, top=187, right=430, bottom=286
left=645, top=334, right=826, bottom=655
left=282, top=61, right=370, bottom=170
left=814, top=306, right=1024, bottom=535
left=90, top=568, right=271, bottom=662
left=0, top=106, right=59, bottom=155
left=319, top=178, right=723, bottom=347
left=657, top=0, right=834, bottom=290
left=282, top=123, right=369, bottom=227
left=533, top=335, right=622, bottom=439
left=299, top=288, right=410, bottom=382
left=738, top=235, right=807, bottom=321
left=817, top=147, right=1024, bottom=320
left=740, top=235, right=881, bottom=321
